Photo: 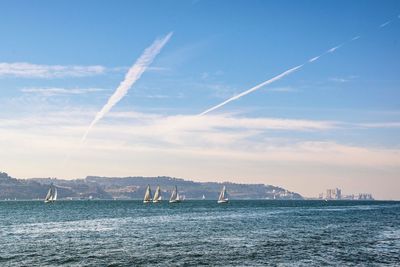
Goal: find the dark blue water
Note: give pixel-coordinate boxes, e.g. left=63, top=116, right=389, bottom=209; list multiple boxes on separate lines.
left=0, top=200, right=399, bottom=266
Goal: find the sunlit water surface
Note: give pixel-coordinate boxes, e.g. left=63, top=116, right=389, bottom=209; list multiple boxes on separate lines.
left=1, top=200, right=399, bottom=266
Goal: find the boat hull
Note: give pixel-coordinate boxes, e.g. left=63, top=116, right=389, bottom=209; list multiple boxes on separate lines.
left=143, top=200, right=152, bottom=204
left=169, top=200, right=181, bottom=203
left=218, top=199, right=229, bottom=204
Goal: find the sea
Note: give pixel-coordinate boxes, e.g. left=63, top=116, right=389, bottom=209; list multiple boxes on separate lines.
left=0, top=200, right=399, bottom=266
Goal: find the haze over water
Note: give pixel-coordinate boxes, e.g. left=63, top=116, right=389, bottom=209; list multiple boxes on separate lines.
left=1, top=200, right=399, bottom=266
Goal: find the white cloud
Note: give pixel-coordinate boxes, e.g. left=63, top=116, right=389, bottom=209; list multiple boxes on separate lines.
left=143, top=94, right=169, bottom=99
left=330, top=77, right=349, bottom=83
left=268, top=87, right=298, bottom=93
left=357, top=122, right=400, bottom=129
left=329, top=75, right=358, bottom=83
left=0, top=110, right=336, bottom=133
left=0, top=109, right=338, bottom=154
left=1, top=110, right=400, bottom=199
left=207, top=83, right=237, bottom=99
left=20, top=87, right=107, bottom=96
left=0, top=62, right=106, bottom=78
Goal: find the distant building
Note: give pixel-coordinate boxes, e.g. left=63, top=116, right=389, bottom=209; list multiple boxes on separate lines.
left=326, top=189, right=332, bottom=199
left=342, top=194, right=355, bottom=200
left=321, top=188, right=373, bottom=200
left=358, top=193, right=374, bottom=200
left=326, top=188, right=342, bottom=200
left=334, top=188, right=341, bottom=200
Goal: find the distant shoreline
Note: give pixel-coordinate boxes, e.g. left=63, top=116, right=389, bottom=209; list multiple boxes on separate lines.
left=1, top=199, right=398, bottom=202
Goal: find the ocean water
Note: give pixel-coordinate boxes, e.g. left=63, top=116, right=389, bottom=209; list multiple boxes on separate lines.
left=0, top=200, right=399, bottom=266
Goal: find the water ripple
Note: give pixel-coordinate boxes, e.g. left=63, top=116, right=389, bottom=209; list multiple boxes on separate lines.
left=0, top=200, right=399, bottom=266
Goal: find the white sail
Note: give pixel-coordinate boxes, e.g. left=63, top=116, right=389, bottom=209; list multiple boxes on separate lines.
left=202, top=194, right=205, bottom=200
left=169, top=186, right=180, bottom=203
left=170, top=186, right=177, bottom=201
left=53, top=187, right=58, bottom=201
left=44, top=184, right=57, bottom=203
left=218, top=186, right=226, bottom=200
left=45, top=187, right=52, bottom=202
left=218, top=186, right=229, bottom=203
left=143, top=185, right=152, bottom=203
left=153, top=186, right=161, bottom=203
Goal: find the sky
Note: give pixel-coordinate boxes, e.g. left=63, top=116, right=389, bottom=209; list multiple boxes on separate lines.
left=0, top=0, right=399, bottom=199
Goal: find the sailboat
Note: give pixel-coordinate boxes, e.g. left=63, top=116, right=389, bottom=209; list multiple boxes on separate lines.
left=169, top=185, right=181, bottom=203
left=143, top=185, right=152, bottom=203
left=153, top=185, right=162, bottom=203
left=217, top=186, right=229, bottom=203
left=202, top=194, right=206, bottom=200
left=44, top=184, right=57, bottom=203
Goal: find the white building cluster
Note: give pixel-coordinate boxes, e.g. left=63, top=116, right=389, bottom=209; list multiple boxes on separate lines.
left=319, top=188, right=374, bottom=200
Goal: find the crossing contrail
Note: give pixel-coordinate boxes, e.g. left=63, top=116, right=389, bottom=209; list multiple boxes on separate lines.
left=199, top=16, right=398, bottom=116
left=81, top=32, right=173, bottom=143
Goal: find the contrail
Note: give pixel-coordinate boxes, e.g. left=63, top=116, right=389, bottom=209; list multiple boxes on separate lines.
left=199, top=64, right=304, bottom=116
left=327, top=44, right=343, bottom=53
left=81, top=32, right=173, bottom=142
left=308, top=56, right=320, bottom=63
left=380, top=21, right=391, bottom=28
left=199, top=42, right=353, bottom=116
left=199, top=16, right=397, bottom=116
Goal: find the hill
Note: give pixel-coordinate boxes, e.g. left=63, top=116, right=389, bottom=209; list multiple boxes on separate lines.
left=0, top=172, right=303, bottom=200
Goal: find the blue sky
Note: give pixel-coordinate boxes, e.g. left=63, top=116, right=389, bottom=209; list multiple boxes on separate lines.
left=0, top=0, right=399, bottom=199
